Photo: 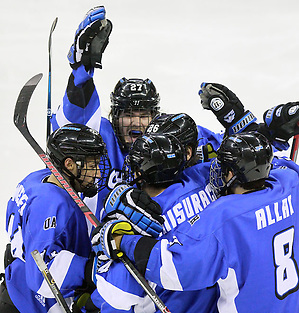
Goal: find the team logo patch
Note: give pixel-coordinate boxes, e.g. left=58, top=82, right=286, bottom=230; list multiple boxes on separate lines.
left=43, top=216, right=56, bottom=230
left=224, top=109, right=235, bottom=123
left=210, top=98, right=224, bottom=111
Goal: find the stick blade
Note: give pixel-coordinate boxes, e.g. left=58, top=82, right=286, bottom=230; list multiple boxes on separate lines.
left=14, top=73, right=43, bottom=129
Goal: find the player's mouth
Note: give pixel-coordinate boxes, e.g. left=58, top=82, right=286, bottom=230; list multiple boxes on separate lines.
left=129, top=130, right=143, bottom=138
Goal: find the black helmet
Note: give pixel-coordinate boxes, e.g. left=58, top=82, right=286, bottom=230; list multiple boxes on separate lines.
left=47, top=123, right=111, bottom=197
left=210, top=131, right=273, bottom=197
left=145, top=113, right=198, bottom=149
left=110, top=77, right=160, bottom=151
left=124, top=133, right=186, bottom=186
left=145, top=113, right=198, bottom=165
left=110, top=77, right=160, bottom=111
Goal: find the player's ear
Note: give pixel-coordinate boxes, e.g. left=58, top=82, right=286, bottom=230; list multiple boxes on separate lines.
left=225, top=170, right=234, bottom=182
left=186, top=146, right=192, bottom=161
left=64, top=157, right=75, bottom=171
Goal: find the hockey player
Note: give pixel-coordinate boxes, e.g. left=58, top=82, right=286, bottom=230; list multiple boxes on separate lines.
left=4, top=124, right=111, bottom=312
left=99, top=131, right=299, bottom=312
left=82, top=133, right=219, bottom=313
left=144, top=112, right=221, bottom=166
left=50, top=6, right=162, bottom=220
left=50, top=9, right=264, bottom=231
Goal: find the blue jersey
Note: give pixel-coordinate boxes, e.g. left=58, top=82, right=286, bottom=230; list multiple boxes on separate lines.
left=91, top=162, right=219, bottom=313
left=121, top=159, right=299, bottom=312
left=5, top=169, right=91, bottom=312
left=51, top=66, right=125, bottom=220
left=50, top=65, right=223, bottom=221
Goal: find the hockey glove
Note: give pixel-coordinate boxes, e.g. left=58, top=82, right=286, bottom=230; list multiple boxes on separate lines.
left=91, top=220, right=134, bottom=260
left=78, top=252, right=99, bottom=295
left=258, top=102, right=299, bottom=143
left=72, top=293, right=99, bottom=313
left=67, top=6, right=112, bottom=70
left=104, top=184, right=164, bottom=238
left=199, top=82, right=257, bottom=136
left=197, top=143, right=217, bottom=163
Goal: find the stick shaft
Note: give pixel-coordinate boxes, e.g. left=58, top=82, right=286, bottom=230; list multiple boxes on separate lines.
left=31, top=250, right=72, bottom=313
left=15, top=74, right=171, bottom=313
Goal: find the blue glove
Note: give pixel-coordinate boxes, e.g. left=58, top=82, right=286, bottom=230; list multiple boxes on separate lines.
left=91, top=220, right=134, bottom=259
left=104, top=184, right=164, bottom=238
left=67, top=6, right=111, bottom=69
left=199, top=82, right=257, bottom=136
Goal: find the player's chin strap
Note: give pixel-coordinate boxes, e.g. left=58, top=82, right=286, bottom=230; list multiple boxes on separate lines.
left=58, top=163, right=98, bottom=198
left=220, top=175, right=238, bottom=196
left=127, top=173, right=145, bottom=188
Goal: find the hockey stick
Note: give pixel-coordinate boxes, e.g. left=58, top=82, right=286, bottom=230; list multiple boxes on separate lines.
left=290, top=134, right=299, bottom=163
left=14, top=73, right=171, bottom=313
left=31, top=250, right=72, bottom=313
left=47, top=17, right=58, bottom=140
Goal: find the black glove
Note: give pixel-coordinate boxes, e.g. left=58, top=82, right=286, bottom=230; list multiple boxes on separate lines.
left=72, top=254, right=99, bottom=312
left=104, top=184, right=164, bottom=238
left=197, top=143, right=217, bottom=163
left=199, top=82, right=257, bottom=135
left=258, top=102, right=299, bottom=143
left=67, top=6, right=112, bottom=70
left=89, top=19, right=112, bottom=69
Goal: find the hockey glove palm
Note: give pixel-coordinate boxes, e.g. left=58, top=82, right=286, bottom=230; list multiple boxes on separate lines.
left=261, top=102, right=299, bottom=141
left=199, top=82, right=257, bottom=135
left=72, top=292, right=99, bottom=313
left=67, top=6, right=112, bottom=70
left=91, top=220, right=134, bottom=259
left=104, top=184, right=164, bottom=238
left=197, top=143, right=217, bottom=163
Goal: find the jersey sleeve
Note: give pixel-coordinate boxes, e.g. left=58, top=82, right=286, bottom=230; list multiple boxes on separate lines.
left=51, top=65, right=101, bottom=132
left=120, top=228, right=227, bottom=292
left=23, top=192, right=89, bottom=298
left=90, top=260, right=154, bottom=312
left=197, top=125, right=224, bottom=150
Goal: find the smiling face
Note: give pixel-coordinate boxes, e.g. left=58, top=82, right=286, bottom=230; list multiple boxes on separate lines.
left=118, top=108, right=153, bottom=148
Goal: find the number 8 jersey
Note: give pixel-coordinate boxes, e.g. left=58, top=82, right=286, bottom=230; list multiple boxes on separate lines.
left=120, top=157, right=299, bottom=312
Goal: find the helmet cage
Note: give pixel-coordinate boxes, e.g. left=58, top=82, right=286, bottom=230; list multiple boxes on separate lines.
left=47, top=124, right=111, bottom=197
left=110, top=78, right=160, bottom=151
left=209, top=132, right=273, bottom=198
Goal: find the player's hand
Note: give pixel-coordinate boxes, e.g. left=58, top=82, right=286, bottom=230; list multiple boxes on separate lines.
left=199, top=82, right=257, bottom=135
left=104, top=184, right=164, bottom=238
left=72, top=291, right=99, bottom=313
left=91, top=220, right=135, bottom=259
left=197, top=143, right=217, bottom=163
left=67, top=6, right=112, bottom=69
left=257, top=102, right=299, bottom=150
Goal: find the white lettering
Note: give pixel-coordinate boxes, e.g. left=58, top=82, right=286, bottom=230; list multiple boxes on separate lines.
left=255, top=195, right=294, bottom=230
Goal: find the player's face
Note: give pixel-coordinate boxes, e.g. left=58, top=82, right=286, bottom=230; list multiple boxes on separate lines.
left=78, top=156, right=102, bottom=189
left=118, top=109, right=152, bottom=146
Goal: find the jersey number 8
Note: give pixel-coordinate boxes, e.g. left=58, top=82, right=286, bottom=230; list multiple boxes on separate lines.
left=273, top=226, right=299, bottom=299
